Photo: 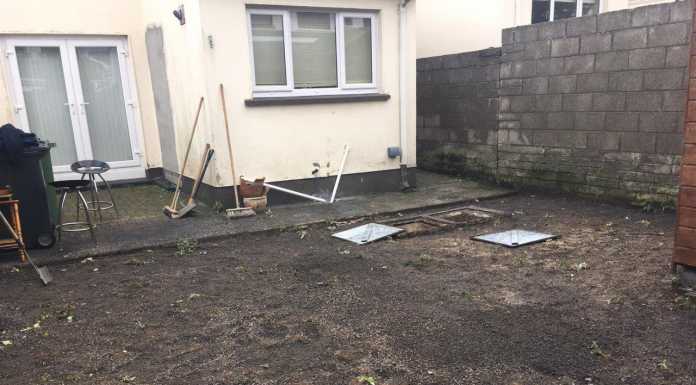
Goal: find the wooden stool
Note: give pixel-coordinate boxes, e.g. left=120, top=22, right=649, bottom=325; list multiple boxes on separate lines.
left=0, top=199, right=26, bottom=263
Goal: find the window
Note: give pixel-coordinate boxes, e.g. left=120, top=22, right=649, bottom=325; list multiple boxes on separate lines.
left=532, top=0, right=599, bottom=24
left=248, top=8, right=378, bottom=97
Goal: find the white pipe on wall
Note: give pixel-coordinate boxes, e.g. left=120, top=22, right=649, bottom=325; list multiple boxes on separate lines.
left=399, top=0, right=410, bottom=167
left=397, top=0, right=413, bottom=190
left=330, top=145, right=350, bottom=203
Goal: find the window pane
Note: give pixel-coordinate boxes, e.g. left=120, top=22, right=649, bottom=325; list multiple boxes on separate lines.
left=16, top=47, right=78, bottom=166
left=291, top=12, right=338, bottom=89
left=344, top=17, right=373, bottom=84
left=554, top=0, right=578, bottom=20
left=582, top=0, right=598, bottom=16
left=251, top=14, right=287, bottom=86
left=76, top=47, right=133, bottom=162
left=532, top=0, right=550, bottom=23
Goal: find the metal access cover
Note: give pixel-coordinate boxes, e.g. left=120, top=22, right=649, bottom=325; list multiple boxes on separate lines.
left=332, top=223, right=404, bottom=245
left=472, top=229, right=558, bottom=248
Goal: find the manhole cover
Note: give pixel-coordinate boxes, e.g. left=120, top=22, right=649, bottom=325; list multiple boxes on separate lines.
left=332, top=223, right=404, bottom=245
left=472, top=229, right=558, bottom=248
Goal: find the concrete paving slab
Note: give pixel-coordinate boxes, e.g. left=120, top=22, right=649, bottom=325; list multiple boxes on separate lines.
left=0, top=171, right=513, bottom=267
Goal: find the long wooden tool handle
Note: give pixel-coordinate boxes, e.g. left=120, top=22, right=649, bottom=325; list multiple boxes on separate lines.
left=0, top=210, right=41, bottom=271
left=188, top=144, right=211, bottom=204
left=0, top=210, right=20, bottom=245
left=171, top=97, right=205, bottom=208
left=220, top=84, right=241, bottom=209
left=191, top=148, right=215, bottom=200
left=0, top=211, right=32, bottom=266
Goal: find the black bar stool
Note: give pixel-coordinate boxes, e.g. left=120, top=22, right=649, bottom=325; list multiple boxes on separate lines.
left=50, top=180, right=96, bottom=242
left=70, top=160, right=119, bottom=222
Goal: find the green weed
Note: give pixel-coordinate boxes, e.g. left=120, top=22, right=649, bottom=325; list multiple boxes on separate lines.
left=175, top=238, right=198, bottom=257
left=404, top=255, right=435, bottom=270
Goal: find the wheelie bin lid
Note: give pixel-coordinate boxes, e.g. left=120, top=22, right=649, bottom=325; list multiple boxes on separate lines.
left=22, top=142, right=50, bottom=158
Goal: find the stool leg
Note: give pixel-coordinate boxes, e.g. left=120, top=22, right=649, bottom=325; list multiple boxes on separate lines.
left=90, top=174, right=103, bottom=222
left=57, top=190, right=67, bottom=242
left=77, top=188, right=82, bottom=222
left=77, top=191, right=96, bottom=243
left=98, top=173, right=119, bottom=218
left=78, top=175, right=85, bottom=220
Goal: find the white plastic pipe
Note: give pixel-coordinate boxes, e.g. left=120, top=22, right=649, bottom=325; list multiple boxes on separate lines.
left=242, top=145, right=350, bottom=205
left=398, top=0, right=410, bottom=166
left=241, top=177, right=328, bottom=203
left=330, top=145, right=350, bottom=203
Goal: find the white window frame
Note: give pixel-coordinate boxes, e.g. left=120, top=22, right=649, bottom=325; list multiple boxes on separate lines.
left=247, top=9, right=294, bottom=93
left=2, top=36, right=146, bottom=181
left=338, top=12, right=378, bottom=90
left=540, top=0, right=600, bottom=22
left=247, top=8, right=379, bottom=98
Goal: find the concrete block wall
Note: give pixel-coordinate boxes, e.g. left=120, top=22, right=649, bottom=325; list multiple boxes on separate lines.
left=417, top=48, right=501, bottom=179
left=416, top=1, right=693, bottom=203
left=498, top=1, right=691, bottom=200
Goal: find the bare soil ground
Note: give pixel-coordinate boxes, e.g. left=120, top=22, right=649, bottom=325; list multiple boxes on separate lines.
left=1, top=193, right=695, bottom=385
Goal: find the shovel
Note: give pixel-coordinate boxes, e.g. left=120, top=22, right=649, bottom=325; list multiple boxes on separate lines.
left=165, top=145, right=214, bottom=219
left=164, top=97, right=205, bottom=218
left=0, top=210, right=52, bottom=285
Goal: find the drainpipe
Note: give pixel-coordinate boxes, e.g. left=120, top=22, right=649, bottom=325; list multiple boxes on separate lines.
left=399, top=0, right=413, bottom=191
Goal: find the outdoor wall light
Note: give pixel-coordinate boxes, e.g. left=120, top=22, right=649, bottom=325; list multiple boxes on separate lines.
left=387, top=147, right=402, bottom=159
left=173, top=5, right=185, bottom=25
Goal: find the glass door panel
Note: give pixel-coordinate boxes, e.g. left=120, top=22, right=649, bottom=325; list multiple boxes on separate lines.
left=15, top=46, right=78, bottom=167
left=74, top=46, right=133, bottom=162
left=6, top=37, right=144, bottom=181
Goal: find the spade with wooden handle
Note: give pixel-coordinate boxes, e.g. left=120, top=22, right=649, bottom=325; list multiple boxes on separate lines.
left=164, top=97, right=205, bottom=217
left=0, top=210, right=51, bottom=285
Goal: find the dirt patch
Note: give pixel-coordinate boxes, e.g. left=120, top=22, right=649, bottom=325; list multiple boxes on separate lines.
left=1, top=193, right=695, bottom=384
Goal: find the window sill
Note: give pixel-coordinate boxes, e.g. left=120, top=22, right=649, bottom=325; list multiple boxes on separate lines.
left=245, top=93, right=390, bottom=107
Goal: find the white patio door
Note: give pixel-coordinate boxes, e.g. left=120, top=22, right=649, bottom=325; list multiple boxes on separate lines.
left=5, top=37, right=144, bottom=181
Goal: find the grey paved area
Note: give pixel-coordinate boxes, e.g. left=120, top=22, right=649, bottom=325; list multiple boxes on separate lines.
left=1, top=170, right=512, bottom=267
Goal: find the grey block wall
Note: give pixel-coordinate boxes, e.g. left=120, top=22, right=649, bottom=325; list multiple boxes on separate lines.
left=417, top=1, right=692, bottom=202
left=417, top=48, right=501, bottom=179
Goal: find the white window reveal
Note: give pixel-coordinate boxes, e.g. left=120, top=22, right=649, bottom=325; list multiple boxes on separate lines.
left=248, top=8, right=378, bottom=97
left=532, top=0, right=599, bottom=24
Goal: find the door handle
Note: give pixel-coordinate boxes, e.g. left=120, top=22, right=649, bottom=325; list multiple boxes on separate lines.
left=63, top=102, right=75, bottom=114
left=14, top=105, right=24, bottom=113
left=79, top=102, right=90, bottom=114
